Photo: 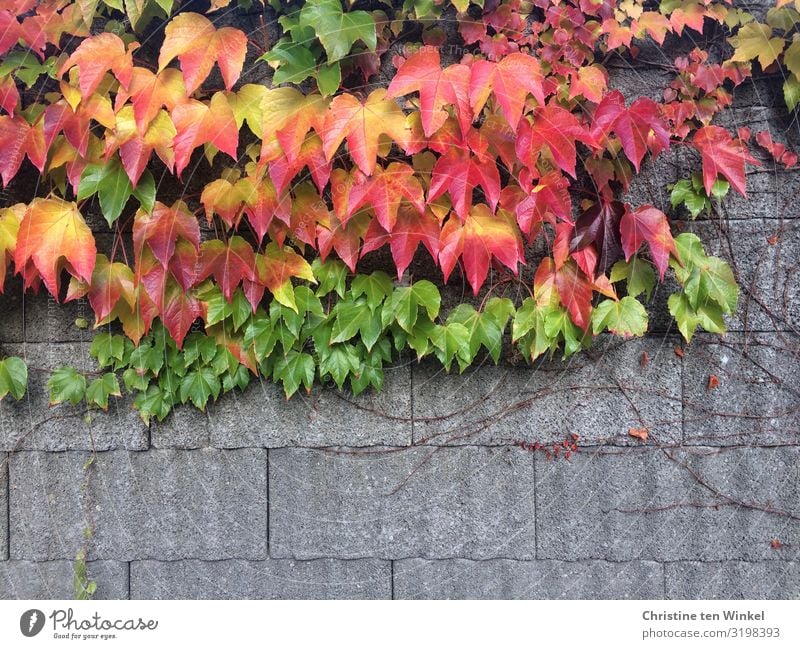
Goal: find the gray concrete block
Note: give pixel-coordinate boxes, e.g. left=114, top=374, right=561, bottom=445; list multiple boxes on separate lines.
left=9, top=449, right=267, bottom=560
left=0, top=343, right=148, bottom=452
left=0, top=235, right=127, bottom=343
left=153, top=365, right=412, bottom=449
left=536, top=446, right=800, bottom=561
left=665, top=561, right=800, bottom=599
left=683, top=333, right=800, bottom=446
left=1, top=455, right=6, bottom=560
left=412, top=336, right=682, bottom=447
left=269, top=446, right=536, bottom=559
left=130, top=559, right=391, bottom=599
left=394, top=559, right=664, bottom=599
left=686, top=219, right=800, bottom=332
left=0, top=278, right=91, bottom=344
left=0, top=560, right=129, bottom=599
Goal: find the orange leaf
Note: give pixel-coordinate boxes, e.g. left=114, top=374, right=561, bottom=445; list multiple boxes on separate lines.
left=171, top=92, right=238, bottom=176
left=628, top=427, right=649, bottom=441
left=259, top=88, right=329, bottom=165
left=59, top=32, right=135, bottom=99
left=322, top=89, right=411, bottom=175
left=707, top=374, right=720, bottom=390
left=158, top=12, right=247, bottom=94
left=115, top=67, right=187, bottom=133
left=14, top=197, right=96, bottom=297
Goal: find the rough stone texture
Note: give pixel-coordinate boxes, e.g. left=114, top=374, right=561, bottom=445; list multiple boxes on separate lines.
left=665, top=562, right=800, bottom=600
left=0, top=344, right=148, bottom=452
left=412, top=336, right=683, bottom=447
left=9, top=449, right=267, bottom=560
left=152, top=365, right=412, bottom=449
left=1, top=455, right=7, bottom=561
left=0, top=560, right=129, bottom=599
left=686, top=219, right=800, bottom=332
left=130, top=559, right=391, bottom=599
left=394, top=559, right=664, bottom=599
left=1, top=3, right=798, bottom=602
left=269, top=446, right=537, bottom=560
left=683, top=333, right=800, bottom=446
left=536, top=446, right=800, bottom=562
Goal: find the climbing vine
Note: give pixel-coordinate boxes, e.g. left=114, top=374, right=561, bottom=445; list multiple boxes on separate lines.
left=0, top=0, right=794, bottom=418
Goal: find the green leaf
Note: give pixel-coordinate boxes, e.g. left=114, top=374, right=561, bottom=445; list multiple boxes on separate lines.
left=784, top=73, right=800, bottom=111
left=591, top=296, right=649, bottom=337
left=610, top=257, right=656, bottom=300
left=319, top=344, right=361, bottom=388
left=77, top=159, right=142, bottom=227
left=312, top=258, right=348, bottom=297
left=244, top=313, right=278, bottom=360
left=447, top=303, right=504, bottom=362
left=300, top=0, right=377, bottom=63
left=86, top=372, right=121, bottom=410
left=182, top=334, right=219, bottom=366
left=262, top=40, right=317, bottom=85
left=134, top=385, right=173, bottom=424
left=431, top=322, right=472, bottom=371
left=132, top=170, right=156, bottom=213
left=89, top=333, right=126, bottom=368
left=316, top=60, right=341, bottom=96
left=700, top=256, right=739, bottom=313
left=0, top=356, right=28, bottom=400
left=382, top=280, right=441, bottom=332
left=350, top=362, right=384, bottom=395
left=272, top=350, right=315, bottom=398
left=668, top=292, right=700, bottom=342
left=179, top=367, right=221, bottom=409
left=351, top=271, right=393, bottom=312
left=48, top=367, right=87, bottom=406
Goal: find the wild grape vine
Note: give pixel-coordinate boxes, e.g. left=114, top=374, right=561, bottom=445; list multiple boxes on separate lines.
left=0, top=0, right=795, bottom=419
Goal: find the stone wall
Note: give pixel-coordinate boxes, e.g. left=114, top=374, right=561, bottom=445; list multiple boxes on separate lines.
left=1, top=1, right=799, bottom=599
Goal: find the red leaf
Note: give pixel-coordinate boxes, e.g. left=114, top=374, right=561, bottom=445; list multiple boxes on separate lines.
left=469, top=53, right=545, bottom=130
left=620, top=205, right=677, bottom=279
left=82, top=254, right=136, bottom=324
left=197, top=236, right=256, bottom=302
left=428, top=130, right=500, bottom=221
left=133, top=201, right=201, bottom=268
left=516, top=102, right=588, bottom=178
left=361, top=205, right=441, bottom=279
left=0, top=115, right=45, bottom=185
left=387, top=48, right=472, bottom=137
left=628, top=427, right=649, bottom=441
left=348, top=162, right=425, bottom=231
left=162, top=279, right=202, bottom=348
left=268, top=134, right=331, bottom=195
left=439, top=204, right=524, bottom=294
left=515, top=170, right=572, bottom=236
left=535, top=258, right=593, bottom=330
left=591, top=91, right=670, bottom=171
left=693, top=125, right=759, bottom=197
left=115, top=67, right=187, bottom=133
